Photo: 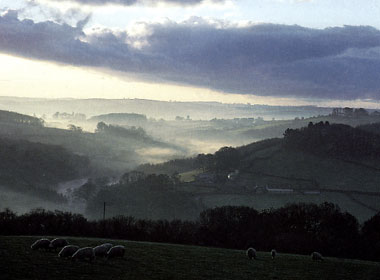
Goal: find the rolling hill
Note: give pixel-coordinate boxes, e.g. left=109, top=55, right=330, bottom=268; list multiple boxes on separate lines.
left=136, top=122, right=380, bottom=222
left=0, top=109, right=185, bottom=214
left=0, top=109, right=185, bottom=175
left=0, top=236, right=379, bottom=280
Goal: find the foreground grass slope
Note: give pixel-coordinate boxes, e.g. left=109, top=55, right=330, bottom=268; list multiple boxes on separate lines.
left=1, top=236, right=379, bottom=280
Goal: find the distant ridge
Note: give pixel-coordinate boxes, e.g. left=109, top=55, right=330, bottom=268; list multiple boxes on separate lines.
left=0, top=96, right=333, bottom=120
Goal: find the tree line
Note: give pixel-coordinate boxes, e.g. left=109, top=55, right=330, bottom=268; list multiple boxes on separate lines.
left=284, top=121, right=380, bottom=159
left=96, top=122, right=149, bottom=139
left=1, top=202, right=380, bottom=262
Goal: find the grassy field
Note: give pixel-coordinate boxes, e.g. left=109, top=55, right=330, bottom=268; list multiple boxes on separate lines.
left=1, top=236, right=380, bottom=280
left=179, top=169, right=203, bottom=183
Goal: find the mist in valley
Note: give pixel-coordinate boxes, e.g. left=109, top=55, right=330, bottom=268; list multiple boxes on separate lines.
left=1, top=99, right=380, bottom=223
left=0, top=98, right=330, bottom=218
left=3, top=0, right=380, bottom=274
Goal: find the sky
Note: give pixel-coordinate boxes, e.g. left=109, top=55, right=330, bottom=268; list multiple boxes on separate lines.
left=1, top=0, right=380, bottom=107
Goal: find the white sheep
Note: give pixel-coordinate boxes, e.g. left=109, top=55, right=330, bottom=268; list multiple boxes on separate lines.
left=311, top=251, right=324, bottom=261
left=50, top=238, right=68, bottom=251
left=31, top=238, right=51, bottom=251
left=72, top=247, right=95, bottom=262
left=94, top=243, right=113, bottom=258
left=271, top=249, right=277, bottom=259
left=107, top=245, right=125, bottom=260
left=246, top=247, right=257, bottom=260
left=58, top=245, right=79, bottom=258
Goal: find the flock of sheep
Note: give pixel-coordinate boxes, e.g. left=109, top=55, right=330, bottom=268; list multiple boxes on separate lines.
left=246, top=247, right=324, bottom=261
left=31, top=237, right=324, bottom=264
left=30, top=238, right=125, bottom=262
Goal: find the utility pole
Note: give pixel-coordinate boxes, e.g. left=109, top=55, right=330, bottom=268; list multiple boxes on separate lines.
left=102, top=201, right=106, bottom=238
left=103, top=201, right=106, bottom=221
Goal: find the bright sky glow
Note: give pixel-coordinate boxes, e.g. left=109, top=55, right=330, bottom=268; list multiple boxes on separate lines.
left=1, top=53, right=379, bottom=109
left=1, top=0, right=380, bottom=106
left=0, top=53, right=308, bottom=104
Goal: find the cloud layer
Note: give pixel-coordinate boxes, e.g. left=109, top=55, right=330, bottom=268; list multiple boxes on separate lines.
left=40, top=0, right=226, bottom=7
left=1, top=10, right=380, bottom=100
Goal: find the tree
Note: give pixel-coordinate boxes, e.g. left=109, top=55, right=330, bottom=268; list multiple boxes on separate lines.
left=144, top=174, right=174, bottom=191
left=72, top=179, right=98, bottom=201
left=96, top=121, right=108, bottom=132
left=171, top=172, right=181, bottom=185
left=199, top=206, right=259, bottom=249
left=361, top=212, right=380, bottom=261
left=214, top=147, right=240, bottom=171
left=196, top=153, right=214, bottom=171
left=354, top=108, right=369, bottom=118
left=68, top=124, right=83, bottom=133
left=272, top=203, right=359, bottom=257
left=343, top=107, right=354, bottom=117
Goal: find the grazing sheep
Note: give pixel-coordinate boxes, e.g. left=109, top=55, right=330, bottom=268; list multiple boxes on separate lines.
left=50, top=238, right=68, bottom=251
left=58, top=245, right=79, bottom=258
left=107, top=245, right=125, bottom=260
left=72, top=247, right=95, bottom=262
left=94, top=243, right=113, bottom=258
left=246, top=248, right=257, bottom=260
left=271, top=249, right=277, bottom=259
left=31, top=238, right=51, bottom=251
left=311, top=251, right=324, bottom=261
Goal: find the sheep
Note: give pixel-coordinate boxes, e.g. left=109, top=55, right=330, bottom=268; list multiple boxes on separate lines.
left=107, top=245, right=125, bottom=260
left=271, top=249, right=277, bottom=259
left=71, top=247, right=95, bottom=262
left=31, top=238, right=51, bottom=251
left=50, top=238, right=68, bottom=251
left=58, top=245, right=79, bottom=258
left=246, top=247, right=257, bottom=260
left=311, top=251, right=324, bottom=261
left=93, top=243, right=113, bottom=258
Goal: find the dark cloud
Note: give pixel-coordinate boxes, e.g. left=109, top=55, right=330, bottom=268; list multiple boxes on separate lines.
left=42, top=0, right=226, bottom=7
left=1, top=11, right=380, bottom=100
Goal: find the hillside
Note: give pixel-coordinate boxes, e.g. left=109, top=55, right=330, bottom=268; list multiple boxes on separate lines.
left=0, top=109, right=186, bottom=215
left=0, top=135, right=89, bottom=214
left=239, top=113, right=380, bottom=140
left=0, top=96, right=333, bottom=120
left=236, top=123, right=380, bottom=193
left=0, top=137, right=89, bottom=187
left=89, top=113, right=148, bottom=126
left=358, top=122, right=380, bottom=135
left=135, top=123, right=380, bottom=222
left=0, top=110, right=185, bottom=175
left=86, top=108, right=380, bottom=156
left=1, top=236, right=379, bottom=280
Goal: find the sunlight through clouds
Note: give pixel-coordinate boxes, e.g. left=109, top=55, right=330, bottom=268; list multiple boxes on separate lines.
left=1, top=0, right=380, bottom=106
